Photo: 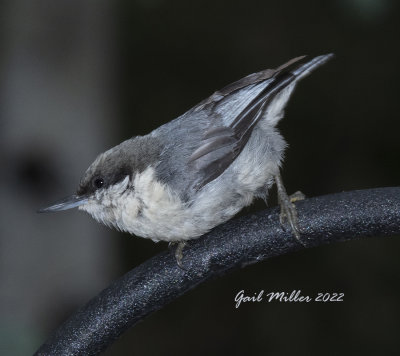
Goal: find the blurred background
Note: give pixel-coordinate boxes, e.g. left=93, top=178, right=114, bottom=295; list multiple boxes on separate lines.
left=0, top=0, right=399, bottom=355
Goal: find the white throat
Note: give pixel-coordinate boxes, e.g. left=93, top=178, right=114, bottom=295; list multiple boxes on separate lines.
left=79, top=167, right=192, bottom=242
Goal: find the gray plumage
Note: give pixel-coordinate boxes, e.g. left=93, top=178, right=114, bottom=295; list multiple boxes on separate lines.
left=39, top=54, right=334, bottom=243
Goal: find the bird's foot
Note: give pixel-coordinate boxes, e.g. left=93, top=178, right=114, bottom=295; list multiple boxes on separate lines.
left=274, top=172, right=306, bottom=246
left=169, top=241, right=187, bottom=270
left=289, top=191, right=306, bottom=203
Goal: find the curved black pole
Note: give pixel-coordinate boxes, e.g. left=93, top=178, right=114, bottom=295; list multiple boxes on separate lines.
left=35, top=187, right=400, bottom=356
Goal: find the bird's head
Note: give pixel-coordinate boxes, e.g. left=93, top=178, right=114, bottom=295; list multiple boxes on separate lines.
left=38, top=139, right=141, bottom=228
left=39, top=136, right=163, bottom=234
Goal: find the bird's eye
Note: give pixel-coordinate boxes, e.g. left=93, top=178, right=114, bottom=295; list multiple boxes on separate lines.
left=93, top=178, right=104, bottom=189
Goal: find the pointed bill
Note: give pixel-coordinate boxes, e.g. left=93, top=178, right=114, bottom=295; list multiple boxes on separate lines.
left=38, top=195, right=88, bottom=213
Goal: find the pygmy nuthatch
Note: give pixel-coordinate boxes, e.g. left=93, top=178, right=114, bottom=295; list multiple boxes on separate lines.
left=40, top=54, right=334, bottom=265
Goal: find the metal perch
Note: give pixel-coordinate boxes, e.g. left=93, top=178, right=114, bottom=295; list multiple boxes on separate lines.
left=34, top=187, right=400, bottom=355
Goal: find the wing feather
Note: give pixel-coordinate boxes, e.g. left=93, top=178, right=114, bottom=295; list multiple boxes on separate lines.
left=188, top=54, right=334, bottom=190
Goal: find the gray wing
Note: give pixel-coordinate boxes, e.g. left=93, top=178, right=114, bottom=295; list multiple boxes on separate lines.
left=188, top=54, right=334, bottom=190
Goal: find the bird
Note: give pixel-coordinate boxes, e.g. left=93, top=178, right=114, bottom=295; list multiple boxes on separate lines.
left=39, top=53, right=334, bottom=266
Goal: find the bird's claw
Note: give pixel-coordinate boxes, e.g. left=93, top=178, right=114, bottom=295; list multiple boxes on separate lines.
left=279, top=194, right=303, bottom=244
left=169, top=241, right=187, bottom=270
left=275, top=173, right=306, bottom=246
left=289, top=191, right=306, bottom=203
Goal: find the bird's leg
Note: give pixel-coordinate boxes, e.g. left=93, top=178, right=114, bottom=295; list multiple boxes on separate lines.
left=274, top=171, right=305, bottom=245
left=169, top=241, right=187, bottom=270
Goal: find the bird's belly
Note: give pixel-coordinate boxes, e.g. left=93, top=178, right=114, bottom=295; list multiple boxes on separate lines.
left=114, top=167, right=212, bottom=242
left=118, top=126, right=283, bottom=242
left=118, top=180, right=250, bottom=243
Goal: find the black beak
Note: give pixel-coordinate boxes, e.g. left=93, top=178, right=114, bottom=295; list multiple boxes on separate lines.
left=38, top=195, right=88, bottom=213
